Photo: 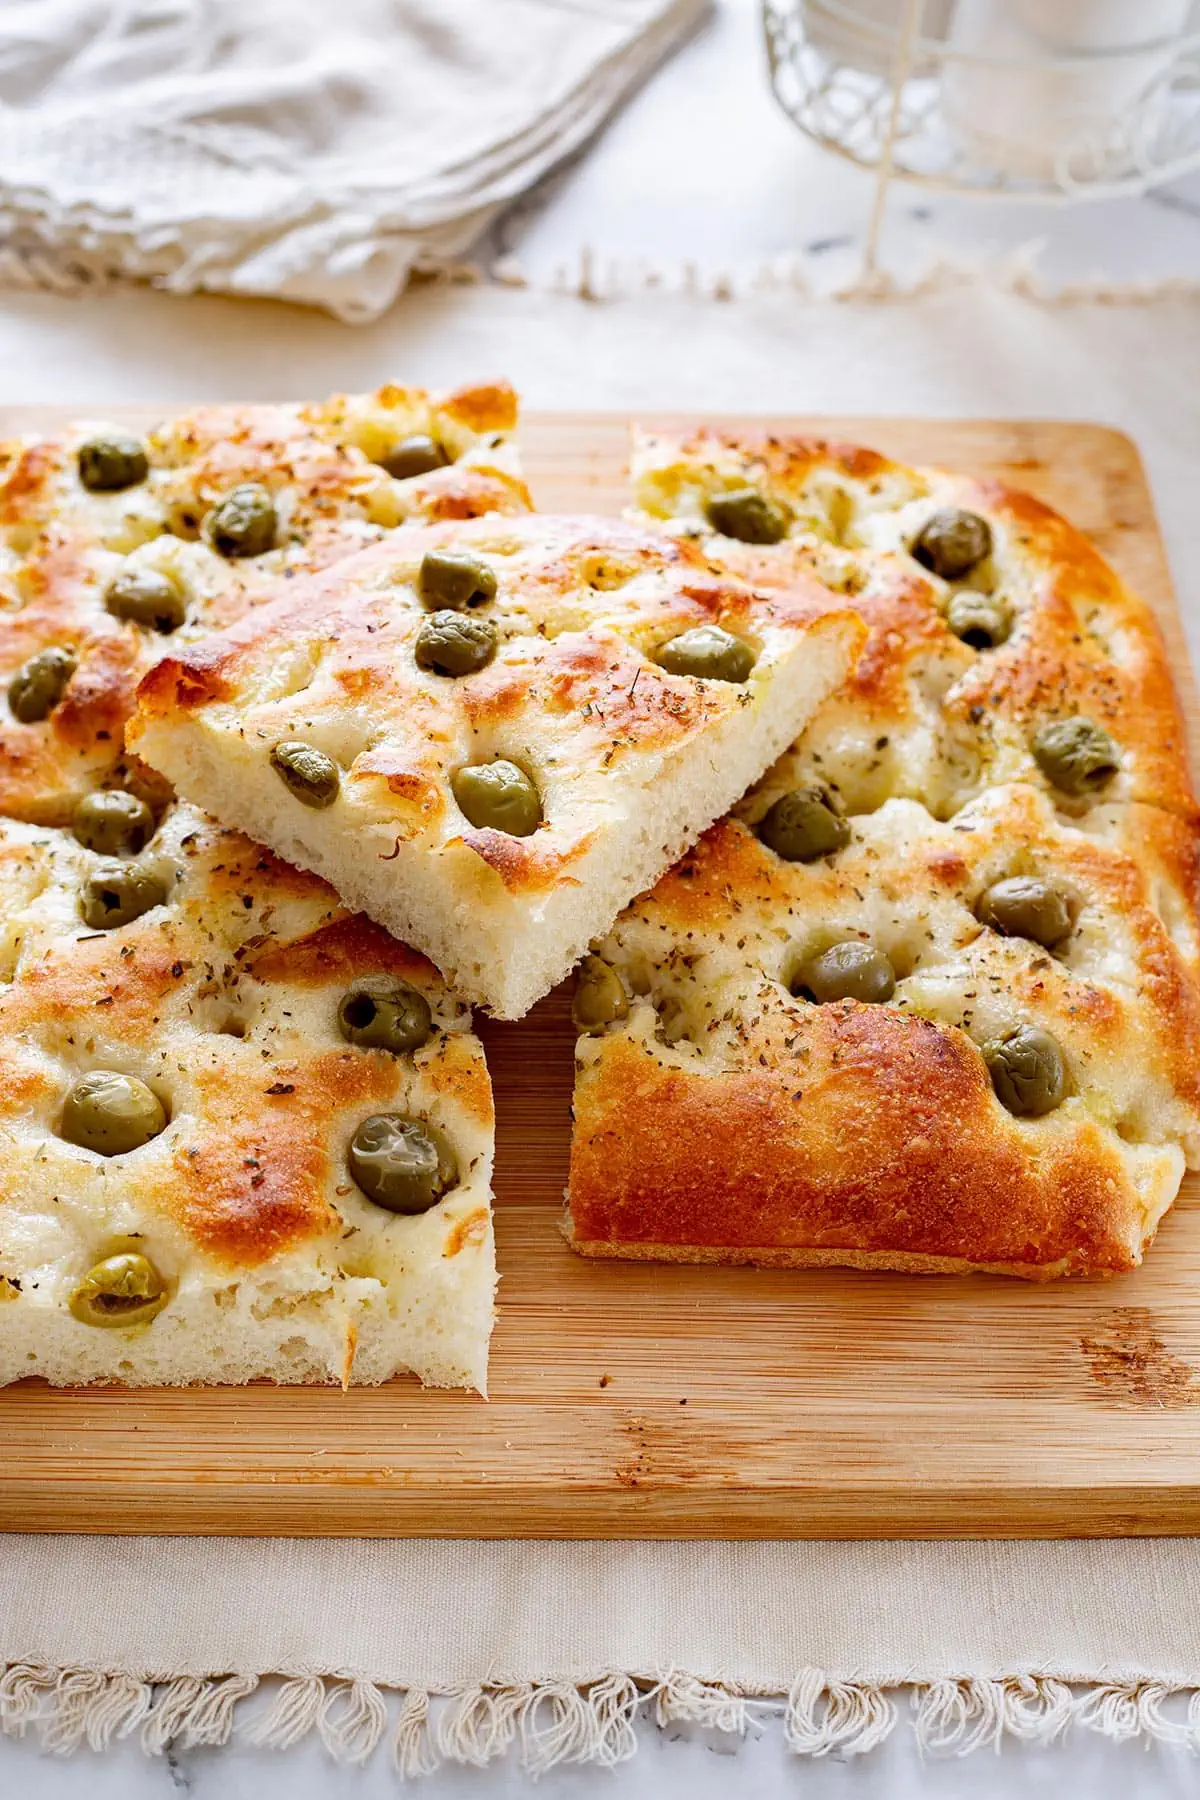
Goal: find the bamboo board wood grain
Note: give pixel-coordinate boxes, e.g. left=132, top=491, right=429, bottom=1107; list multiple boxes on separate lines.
left=1, top=411, right=1198, bottom=1539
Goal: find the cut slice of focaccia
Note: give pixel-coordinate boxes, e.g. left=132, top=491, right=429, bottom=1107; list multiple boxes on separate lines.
left=565, top=430, right=1200, bottom=1278
left=130, top=514, right=864, bottom=1018
left=0, top=381, right=526, bottom=825
left=0, top=802, right=496, bottom=1389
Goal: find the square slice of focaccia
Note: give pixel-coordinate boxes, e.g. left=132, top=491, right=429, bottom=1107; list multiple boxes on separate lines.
left=0, top=380, right=527, bottom=826
left=129, top=515, right=864, bottom=1019
left=0, top=802, right=496, bottom=1389
left=565, top=429, right=1200, bottom=1278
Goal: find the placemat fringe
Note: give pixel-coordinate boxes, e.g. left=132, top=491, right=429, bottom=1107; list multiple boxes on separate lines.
left=6, top=1663, right=1200, bottom=1771
left=6, top=225, right=1200, bottom=313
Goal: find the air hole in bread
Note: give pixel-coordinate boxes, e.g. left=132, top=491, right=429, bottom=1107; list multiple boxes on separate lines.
left=910, top=647, right=969, bottom=709
left=246, top=637, right=327, bottom=706
left=578, top=552, right=640, bottom=593
left=823, top=486, right=854, bottom=546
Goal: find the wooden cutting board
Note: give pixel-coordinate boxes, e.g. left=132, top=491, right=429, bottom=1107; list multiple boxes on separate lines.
left=2, top=412, right=1198, bottom=1540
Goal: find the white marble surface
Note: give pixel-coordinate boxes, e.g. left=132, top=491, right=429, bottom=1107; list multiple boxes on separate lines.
left=3, top=1, right=1200, bottom=1794
left=5, top=1705, right=1200, bottom=1799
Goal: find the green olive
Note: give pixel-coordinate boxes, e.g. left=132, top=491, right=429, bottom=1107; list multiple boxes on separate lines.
left=757, top=786, right=850, bottom=862
left=705, top=487, right=790, bottom=545
left=976, top=876, right=1072, bottom=949
left=912, top=508, right=993, bottom=580
left=61, top=1071, right=167, bottom=1156
left=796, top=941, right=896, bottom=1005
left=347, top=1113, right=458, bottom=1214
left=982, top=1024, right=1067, bottom=1117
left=379, top=435, right=448, bottom=480
left=572, top=955, right=629, bottom=1033
left=8, top=646, right=76, bottom=723
left=654, top=624, right=755, bottom=684
left=452, top=759, right=541, bottom=836
left=80, top=862, right=168, bottom=930
left=206, top=483, right=277, bottom=558
left=269, top=740, right=340, bottom=808
left=73, top=790, right=154, bottom=856
left=946, top=589, right=1010, bottom=651
left=69, top=1252, right=168, bottom=1328
left=103, top=566, right=186, bottom=633
left=1032, top=718, right=1119, bottom=796
left=337, top=977, right=433, bottom=1055
left=417, top=549, right=497, bottom=611
left=77, top=434, right=149, bottom=493
left=414, top=610, right=497, bottom=677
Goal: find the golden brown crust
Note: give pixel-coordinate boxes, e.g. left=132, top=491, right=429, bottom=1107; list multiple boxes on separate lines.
left=420, top=378, right=518, bottom=437
left=566, top=427, right=1200, bottom=1278
left=568, top=793, right=1200, bottom=1276
left=569, top=989, right=1173, bottom=1278
left=564, top=1237, right=1087, bottom=1281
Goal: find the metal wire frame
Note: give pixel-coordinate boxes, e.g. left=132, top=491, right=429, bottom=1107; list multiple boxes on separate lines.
left=763, top=0, right=1200, bottom=204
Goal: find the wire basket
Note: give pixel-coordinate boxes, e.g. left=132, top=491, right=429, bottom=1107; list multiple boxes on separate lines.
left=763, top=0, right=1200, bottom=200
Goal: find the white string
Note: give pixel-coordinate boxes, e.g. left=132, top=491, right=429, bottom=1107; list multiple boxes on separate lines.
left=862, top=0, right=924, bottom=280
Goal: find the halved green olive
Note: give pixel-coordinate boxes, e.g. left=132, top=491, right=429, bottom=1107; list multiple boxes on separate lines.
left=338, top=978, right=433, bottom=1055
left=104, top=567, right=186, bottom=633
left=73, top=790, right=154, bottom=856
left=417, top=549, right=497, bottom=611
left=976, top=876, right=1072, bottom=949
left=982, top=1024, right=1067, bottom=1117
left=452, top=759, right=541, bottom=836
left=61, top=1071, right=167, bottom=1156
left=80, top=862, right=167, bottom=930
left=1032, top=718, right=1119, bottom=796
left=380, top=435, right=447, bottom=480
left=912, top=508, right=993, bottom=580
left=206, top=483, right=277, bottom=559
left=269, top=741, right=339, bottom=808
left=8, top=646, right=76, bottom=723
left=796, top=941, right=896, bottom=1005
left=705, top=488, right=790, bottom=545
left=572, top=956, right=629, bottom=1033
left=946, top=590, right=1010, bottom=651
left=757, top=786, right=849, bottom=863
left=414, top=610, right=497, bottom=677
left=347, top=1113, right=457, bottom=1214
left=77, top=434, right=149, bottom=493
left=69, top=1252, right=168, bottom=1328
left=654, top=624, right=755, bottom=684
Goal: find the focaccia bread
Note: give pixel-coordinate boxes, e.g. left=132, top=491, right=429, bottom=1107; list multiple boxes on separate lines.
left=566, top=430, right=1200, bottom=1278
left=0, top=381, right=526, bottom=824
left=630, top=424, right=1194, bottom=819
left=0, top=801, right=495, bottom=1389
left=130, top=514, right=864, bottom=1018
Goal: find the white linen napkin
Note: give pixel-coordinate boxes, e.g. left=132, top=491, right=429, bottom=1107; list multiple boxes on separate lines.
left=0, top=0, right=707, bottom=321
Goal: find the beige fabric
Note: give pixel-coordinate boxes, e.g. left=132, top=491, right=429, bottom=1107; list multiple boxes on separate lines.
left=1, top=278, right=1199, bottom=1769
left=6, top=1536, right=1200, bottom=1687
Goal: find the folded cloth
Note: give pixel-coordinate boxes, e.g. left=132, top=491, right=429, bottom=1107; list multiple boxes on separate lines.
left=0, top=0, right=707, bottom=320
